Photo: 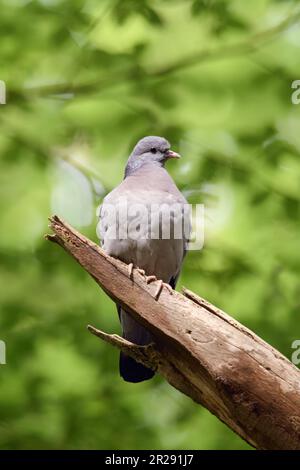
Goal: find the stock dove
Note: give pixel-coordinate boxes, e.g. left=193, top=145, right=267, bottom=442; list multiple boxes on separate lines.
left=99, top=136, right=189, bottom=382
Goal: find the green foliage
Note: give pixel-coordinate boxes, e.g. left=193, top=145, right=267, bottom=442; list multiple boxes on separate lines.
left=0, top=0, right=300, bottom=450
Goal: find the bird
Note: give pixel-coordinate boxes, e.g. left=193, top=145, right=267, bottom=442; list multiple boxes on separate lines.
left=99, top=136, right=190, bottom=383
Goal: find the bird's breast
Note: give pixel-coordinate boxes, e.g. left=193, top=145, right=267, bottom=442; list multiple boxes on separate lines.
left=99, top=190, right=189, bottom=281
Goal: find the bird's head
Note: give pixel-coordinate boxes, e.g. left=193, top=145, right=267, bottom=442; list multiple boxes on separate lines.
left=125, top=136, right=180, bottom=177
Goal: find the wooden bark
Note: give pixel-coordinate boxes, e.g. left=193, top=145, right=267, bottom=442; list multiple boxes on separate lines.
left=46, top=215, right=300, bottom=450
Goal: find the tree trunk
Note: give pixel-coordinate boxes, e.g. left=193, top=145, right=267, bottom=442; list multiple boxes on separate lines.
left=46, top=215, right=300, bottom=450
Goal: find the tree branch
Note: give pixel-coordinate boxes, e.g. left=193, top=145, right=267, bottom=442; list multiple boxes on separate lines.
left=46, top=215, right=300, bottom=450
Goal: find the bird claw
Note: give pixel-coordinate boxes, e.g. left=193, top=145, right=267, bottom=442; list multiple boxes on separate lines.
left=128, top=263, right=134, bottom=279
left=146, top=275, right=157, bottom=284
left=128, top=264, right=145, bottom=279
left=163, top=283, right=173, bottom=294
left=154, top=280, right=163, bottom=299
left=153, top=280, right=173, bottom=300
left=126, top=264, right=173, bottom=300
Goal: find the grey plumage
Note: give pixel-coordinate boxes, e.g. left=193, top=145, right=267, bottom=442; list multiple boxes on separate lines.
left=99, top=136, right=190, bottom=382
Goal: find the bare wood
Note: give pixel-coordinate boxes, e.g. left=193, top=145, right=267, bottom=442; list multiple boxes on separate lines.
left=46, top=215, right=300, bottom=450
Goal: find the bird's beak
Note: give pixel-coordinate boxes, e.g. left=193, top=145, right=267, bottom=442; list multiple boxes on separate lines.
left=165, top=149, right=181, bottom=159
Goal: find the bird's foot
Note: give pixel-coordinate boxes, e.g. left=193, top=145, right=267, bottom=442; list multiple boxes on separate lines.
left=145, top=275, right=173, bottom=300
left=128, top=264, right=145, bottom=279
left=127, top=264, right=173, bottom=299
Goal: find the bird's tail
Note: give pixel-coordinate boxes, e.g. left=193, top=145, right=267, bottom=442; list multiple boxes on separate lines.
left=119, top=308, right=155, bottom=383
left=119, top=353, right=154, bottom=383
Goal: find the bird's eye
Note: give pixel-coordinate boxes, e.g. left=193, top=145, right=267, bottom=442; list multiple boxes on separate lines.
left=150, top=148, right=157, bottom=154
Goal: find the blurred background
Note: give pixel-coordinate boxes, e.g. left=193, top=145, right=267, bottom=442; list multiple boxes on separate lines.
left=0, top=0, right=300, bottom=450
